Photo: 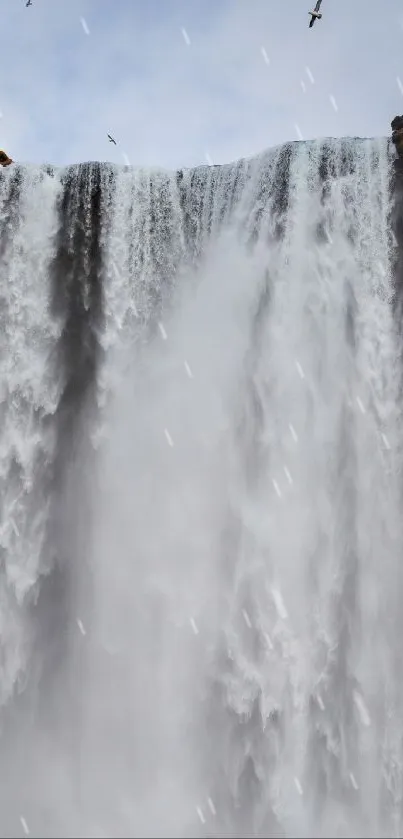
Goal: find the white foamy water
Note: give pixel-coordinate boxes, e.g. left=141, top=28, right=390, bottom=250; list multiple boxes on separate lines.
left=0, top=139, right=400, bottom=838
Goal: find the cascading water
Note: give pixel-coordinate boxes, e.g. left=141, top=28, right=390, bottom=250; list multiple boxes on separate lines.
left=0, top=138, right=400, bottom=838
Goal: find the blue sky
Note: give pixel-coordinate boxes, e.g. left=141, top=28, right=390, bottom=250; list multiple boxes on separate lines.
left=1, top=0, right=403, bottom=169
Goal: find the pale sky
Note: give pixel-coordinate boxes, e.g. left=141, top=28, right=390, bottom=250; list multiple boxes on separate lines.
left=1, top=0, right=403, bottom=169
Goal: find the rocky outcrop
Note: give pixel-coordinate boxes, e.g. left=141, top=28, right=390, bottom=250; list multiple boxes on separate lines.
left=391, top=115, right=403, bottom=158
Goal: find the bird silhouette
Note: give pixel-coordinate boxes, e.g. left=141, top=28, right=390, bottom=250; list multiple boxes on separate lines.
left=309, top=0, right=322, bottom=27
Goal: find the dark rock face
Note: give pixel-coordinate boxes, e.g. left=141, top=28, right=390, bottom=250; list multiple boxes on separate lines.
left=391, top=115, right=403, bottom=158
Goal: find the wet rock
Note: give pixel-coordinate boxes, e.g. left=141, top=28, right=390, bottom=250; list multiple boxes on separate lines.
left=391, top=115, right=403, bottom=158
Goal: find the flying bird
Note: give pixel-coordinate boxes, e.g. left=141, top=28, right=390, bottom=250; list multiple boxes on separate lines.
left=26, top=0, right=32, bottom=6
left=308, top=0, right=323, bottom=27
left=107, top=134, right=117, bottom=145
